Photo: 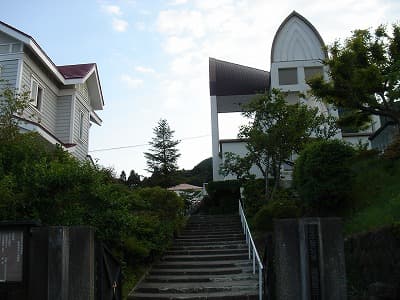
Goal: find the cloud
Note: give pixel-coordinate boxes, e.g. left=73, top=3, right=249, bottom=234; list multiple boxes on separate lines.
left=135, top=66, right=156, bottom=74
left=157, top=10, right=205, bottom=38
left=121, top=75, right=143, bottom=88
left=102, top=4, right=122, bottom=15
left=112, top=18, right=129, bottom=32
left=164, top=36, right=196, bottom=54
left=169, top=0, right=188, bottom=5
left=101, top=4, right=129, bottom=32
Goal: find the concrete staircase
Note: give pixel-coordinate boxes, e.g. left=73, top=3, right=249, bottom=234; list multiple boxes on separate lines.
left=129, top=214, right=259, bottom=300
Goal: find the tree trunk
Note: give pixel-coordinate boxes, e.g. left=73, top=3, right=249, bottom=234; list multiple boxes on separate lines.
left=271, top=160, right=281, bottom=201
left=264, top=164, right=269, bottom=200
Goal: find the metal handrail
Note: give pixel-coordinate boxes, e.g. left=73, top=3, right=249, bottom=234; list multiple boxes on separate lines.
left=238, top=200, right=263, bottom=300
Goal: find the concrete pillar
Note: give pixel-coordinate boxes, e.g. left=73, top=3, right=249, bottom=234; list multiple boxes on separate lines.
left=210, top=95, right=221, bottom=181
left=273, top=218, right=347, bottom=300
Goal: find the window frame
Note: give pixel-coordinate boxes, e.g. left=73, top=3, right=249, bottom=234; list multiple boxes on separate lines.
left=30, top=76, right=44, bottom=110
left=278, top=68, right=298, bottom=85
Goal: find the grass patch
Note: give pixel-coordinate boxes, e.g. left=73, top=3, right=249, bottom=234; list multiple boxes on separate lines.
left=344, top=157, right=400, bottom=235
left=122, top=264, right=149, bottom=299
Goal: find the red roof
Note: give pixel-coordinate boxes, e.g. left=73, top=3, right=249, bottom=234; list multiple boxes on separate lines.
left=57, top=63, right=95, bottom=79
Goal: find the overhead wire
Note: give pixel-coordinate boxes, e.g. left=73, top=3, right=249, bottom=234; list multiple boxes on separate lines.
left=89, top=134, right=210, bottom=153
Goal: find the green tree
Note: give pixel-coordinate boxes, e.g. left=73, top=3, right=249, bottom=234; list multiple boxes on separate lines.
left=308, top=24, right=400, bottom=131
left=127, top=169, right=141, bottom=188
left=220, top=90, right=337, bottom=199
left=0, top=76, right=31, bottom=140
left=144, top=119, right=180, bottom=187
left=119, top=170, right=127, bottom=183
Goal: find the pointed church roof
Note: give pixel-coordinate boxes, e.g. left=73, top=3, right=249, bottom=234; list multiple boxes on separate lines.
left=271, top=11, right=327, bottom=62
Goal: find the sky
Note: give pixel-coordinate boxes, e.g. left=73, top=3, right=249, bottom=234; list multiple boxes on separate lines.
left=1, top=0, right=400, bottom=177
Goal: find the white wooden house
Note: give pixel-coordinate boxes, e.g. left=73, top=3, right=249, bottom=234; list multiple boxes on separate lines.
left=210, top=11, right=380, bottom=181
left=0, top=20, right=104, bottom=160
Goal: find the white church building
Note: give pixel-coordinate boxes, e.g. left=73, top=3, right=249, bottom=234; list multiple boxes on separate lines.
left=209, top=11, right=380, bottom=181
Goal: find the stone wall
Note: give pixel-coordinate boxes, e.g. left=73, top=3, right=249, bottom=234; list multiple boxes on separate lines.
left=345, top=225, right=400, bottom=299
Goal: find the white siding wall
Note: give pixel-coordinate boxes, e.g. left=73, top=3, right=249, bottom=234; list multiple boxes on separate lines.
left=20, top=59, right=58, bottom=135
left=0, top=59, right=18, bottom=87
left=0, top=31, right=19, bottom=44
left=55, top=95, right=72, bottom=143
left=76, top=83, right=89, bottom=105
left=72, top=96, right=90, bottom=160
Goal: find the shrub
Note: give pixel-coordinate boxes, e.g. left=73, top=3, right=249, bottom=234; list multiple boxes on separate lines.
left=253, top=189, right=302, bottom=232
left=293, top=139, right=354, bottom=214
left=242, top=178, right=265, bottom=216
left=383, top=135, right=400, bottom=160
left=0, top=131, right=186, bottom=290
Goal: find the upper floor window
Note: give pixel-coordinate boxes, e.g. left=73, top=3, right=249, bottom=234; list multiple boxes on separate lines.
left=278, top=68, right=298, bottom=85
left=30, top=77, right=44, bottom=109
left=304, top=66, right=324, bottom=81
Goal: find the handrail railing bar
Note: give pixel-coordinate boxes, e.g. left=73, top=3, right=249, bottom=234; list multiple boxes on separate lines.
left=238, top=200, right=263, bottom=300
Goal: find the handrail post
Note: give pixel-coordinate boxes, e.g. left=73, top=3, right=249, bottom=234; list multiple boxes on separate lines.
left=253, top=248, right=256, bottom=274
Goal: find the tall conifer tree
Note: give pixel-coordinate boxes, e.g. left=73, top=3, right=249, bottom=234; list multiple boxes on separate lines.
left=144, top=119, right=180, bottom=186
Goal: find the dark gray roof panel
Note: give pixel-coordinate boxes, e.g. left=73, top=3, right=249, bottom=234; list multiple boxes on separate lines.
left=209, top=58, right=269, bottom=96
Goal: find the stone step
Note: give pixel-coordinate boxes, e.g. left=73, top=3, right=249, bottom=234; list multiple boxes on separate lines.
left=154, top=260, right=252, bottom=269
left=144, top=273, right=258, bottom=283
left=170, top=243, right=247, bottom=251
left=134, top=280, right=258, bottom=294
left=129, top=290, right=258, bottom=299
left=186, top=221, right=241, bottom=225
left=182, top=228, right=242, bottom=234
left=165, top=248, right=248, bottom=256
left=174, top=240, right=245, bottom=246
left=162, top=253, right=249, bottom=262
left=188, top=216, right=240, bottom=222
left=184, top=225, right=242, bottom=231
left=149, top=266, right=254, bottom=276
left=178, top=233, right=244, bottom=239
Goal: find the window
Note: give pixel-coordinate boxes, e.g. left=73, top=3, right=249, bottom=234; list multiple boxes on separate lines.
left=304, top=67, right=323, bottom=81
left=79, top=111, right=84, bottom=140
left=278, top=68, right=298, bottom=85
left=30, top=77, right=43, bottom=109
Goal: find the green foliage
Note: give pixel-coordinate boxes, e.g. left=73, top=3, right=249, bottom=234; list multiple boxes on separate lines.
left=383, top=135, right=400, bottom=160
left=294, top=139, right=354, bottom=214
left=242, top=179, right=265, bottom=216
left=0, top=133, right=185, bottom=295
left=221, top=90, right=337, bottom=198
left=127, top=169, right=141, bottom=187
left=253, top=189, right=302, bottom=232
left=0, top=77, right=31, bottom=140
left=345, top=158, right=400, bottom=234
left=219, top=152, right=253, bottom=180
left=144, top=119, right=181, bottom=187
left=203, top=180, right=240, bottom=214
left=308, top=24, right=400, bottom=130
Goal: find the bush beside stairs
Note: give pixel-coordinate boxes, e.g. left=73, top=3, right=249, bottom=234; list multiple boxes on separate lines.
left=129, top=214, right=259, bottom=299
